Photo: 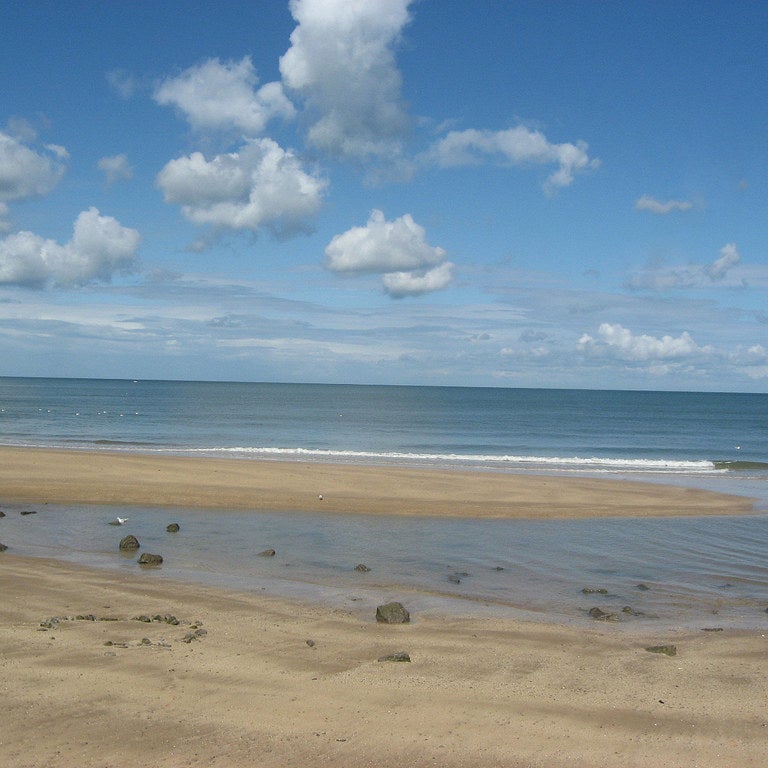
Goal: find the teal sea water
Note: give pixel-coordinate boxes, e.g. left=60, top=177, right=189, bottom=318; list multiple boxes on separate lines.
left=1, top=377, right=767, bottom=629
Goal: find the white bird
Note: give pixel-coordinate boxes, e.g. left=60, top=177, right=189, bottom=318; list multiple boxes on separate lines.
left=109, top=516, right=128, bottom=526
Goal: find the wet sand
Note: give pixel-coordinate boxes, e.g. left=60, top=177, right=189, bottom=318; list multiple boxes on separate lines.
left=0, top=445, right=757, bottom=518
left=1, top=447, right=766, bottom=767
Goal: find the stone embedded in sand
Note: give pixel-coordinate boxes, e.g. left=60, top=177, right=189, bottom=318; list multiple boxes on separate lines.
left=376, top=601, right=410, bottom=624
left=138, top=553, right=163, bottom=566
left=257, top=548, right=276, bottom=557
left=354, top=563, right=371, bottom=572
left=0, top=509, right=6, bottom=517
left=646, top=645, right=677, bottom=657
left=378, top=651, right=411, bottom=662
left=0, top=542, right=7, bottom=552
left=166, top=523, right=180, bottom=533
left=582, top=587, right=609, bottom=594
left=588, top=607, right=618, bottom=621
left=119, top=535, right=140, bottom=550
left=20, top=509, right=37, bottom=515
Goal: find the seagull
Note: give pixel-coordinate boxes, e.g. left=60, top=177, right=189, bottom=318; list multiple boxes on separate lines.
left=109, top=516, right=128, bottom=526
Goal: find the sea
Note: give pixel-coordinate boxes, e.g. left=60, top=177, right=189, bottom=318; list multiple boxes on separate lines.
left=1, top=376, right=767, bottom=631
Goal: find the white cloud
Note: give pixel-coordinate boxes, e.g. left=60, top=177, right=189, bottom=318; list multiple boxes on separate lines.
left=427, top=125, right=597, bottom=193
left=0, top=131, right=67, bottom=202
left=578, top=323, right=713, bottom=363
left=279, top=0, right=412, bottom=162
left=628, top=243, right=742, bottom=290
left=98, top=154, right=133, bottom=186
left=155, top=56, right=294, bottom=135
left=0, top=207, right=140, bottom=288
left=156, top=138, right=327, bottom=237
left=382, top=262, right=453, bottom=298
left=635, top=194, right=694, bottom=214
left=325, top=209, right=452, bottom=297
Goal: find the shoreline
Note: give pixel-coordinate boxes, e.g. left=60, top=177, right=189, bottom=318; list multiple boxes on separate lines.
left=3, top=446, right=768, bottom=766
left=0, top=445, right=758, bottom=519
left=2, top=553, right=767, bottom=768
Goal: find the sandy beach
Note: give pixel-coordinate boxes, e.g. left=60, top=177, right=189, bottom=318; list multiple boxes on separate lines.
left=1, top=446, right=766, bottom=767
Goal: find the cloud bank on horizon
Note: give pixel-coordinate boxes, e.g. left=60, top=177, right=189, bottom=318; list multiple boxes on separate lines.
left=0, top=0, right=766, bottom=390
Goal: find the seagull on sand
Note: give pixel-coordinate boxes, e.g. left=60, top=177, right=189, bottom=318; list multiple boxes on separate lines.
left=109, top=516, right=128, bottom=526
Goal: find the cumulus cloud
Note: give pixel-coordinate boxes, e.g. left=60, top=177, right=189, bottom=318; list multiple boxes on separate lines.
left=155, top=56, right=294, bottom=135
left=279, top=0, right=413, bottom=162
left=427, top=125, right=597, bottom=193
left=156, top=137, right=327, bottom=237
left=0, top=207, right=140, bottom=288
left=0, top=131, right=68, bottom=202
left=325, top=209, right=452, bottom=297
left=628, top=243, right=742, bottom=290
left=382, top=262, right=453, bottom=298
left=578, top=323, right=712, bottom=362
left=635, top=194, right=694, bottom=214
left=98, top=154, right=133, bottom=186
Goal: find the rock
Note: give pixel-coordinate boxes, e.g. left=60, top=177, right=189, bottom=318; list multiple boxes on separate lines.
left=119, top=535, right=140, bottom=551
left=20, top=509, right=37, bottom=515
left=636, top=583, right=651, bottom=591
left=448, top=573, right=462, bottom=584
left=166, top=523, right=180, bottom=533
left=588, top=607, right=618, bottom=621
left=0, top=542, right=7, bottom=552
left=306, top=639, right=316, bottom=648
left=257, top=548, right=276, bottom=557
left=354, top=563, right=371, bottom=572
left=376, top=601, right=410, bottom=624
left=582, top=587, right=608, bottom=594
left=378, top=651, right=411, bottom=662
left=138, top=552, right=163, bottom=566
left=0, top=509, right=6, bottom=517
left=622, top=606, right=644, bottom=616
left=646, top=645, right=677, bottom=657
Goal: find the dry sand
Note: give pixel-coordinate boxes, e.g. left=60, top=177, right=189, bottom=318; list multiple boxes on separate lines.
left=1, top=447, right=766, bottom=767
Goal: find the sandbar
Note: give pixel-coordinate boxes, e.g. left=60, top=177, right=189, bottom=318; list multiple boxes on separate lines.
left=0, top=445, right=757, bottom=518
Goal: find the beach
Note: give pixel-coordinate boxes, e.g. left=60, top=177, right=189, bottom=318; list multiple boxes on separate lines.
left=1, top=446, right=767, bottom=767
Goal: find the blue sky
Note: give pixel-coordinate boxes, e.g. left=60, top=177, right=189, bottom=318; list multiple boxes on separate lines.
left=1, top=0, right=766, bottom=391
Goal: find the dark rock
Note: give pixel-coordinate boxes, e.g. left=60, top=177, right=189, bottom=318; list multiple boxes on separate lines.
left=0, top=542, right=7, bottom=552
left=646, top=645, right=677, bottom=657
left=636, top=583, right=651, bottom=591
left=0, top=509, right=6, bottom=517
left=582, top=587, right=608, bottom=594
left=494, top=566, right=505, bottom=571
left=166, top=523, right=180, bottom=533
left=257, top=548, right=276, bottom=557
left=354, top=563, right=371, bottom=572
left=701, top=627, right=724, bottom=632
left=306, top=639, right=316, bottom=648
left=376, top=601, right=410, bottom=624
left=588, top=607, right=618, bottom=621
left=20, top=509, right=37, bottom=515
left=119, top=535, right=140, bottom=551
left=75, top=614, right=96, bottom=621
left=135, top=615, right=152, bottom=623
left=138, top=552, right=163, bottom=566
left=622, top=606, right=645, bottom=616
left=378, top=651, right=411, bottom=662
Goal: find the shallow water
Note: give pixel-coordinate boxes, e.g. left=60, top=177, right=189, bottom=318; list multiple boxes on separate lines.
left=2, top=502, right=767, bottom=632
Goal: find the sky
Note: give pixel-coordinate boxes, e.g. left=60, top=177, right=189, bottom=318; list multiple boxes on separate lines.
left=1, top=0, right=767, bottom=392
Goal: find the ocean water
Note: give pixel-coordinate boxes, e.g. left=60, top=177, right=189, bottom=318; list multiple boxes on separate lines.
left=1, top=377, right=767, bottom=629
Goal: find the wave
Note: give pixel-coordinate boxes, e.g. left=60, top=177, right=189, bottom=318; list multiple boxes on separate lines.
left=151, top=445, right=723, bottom=473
